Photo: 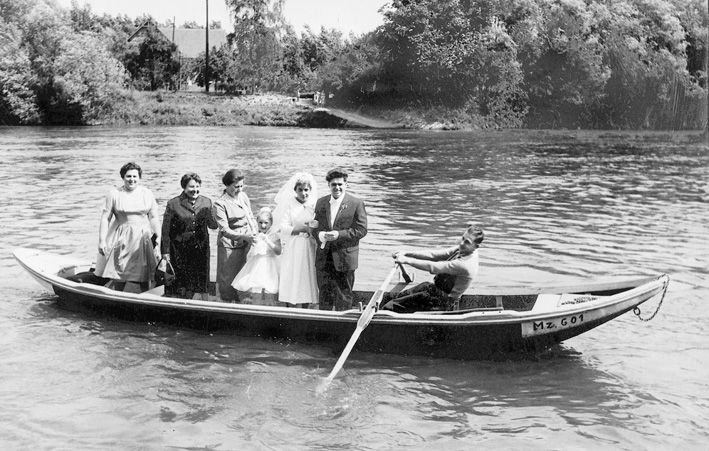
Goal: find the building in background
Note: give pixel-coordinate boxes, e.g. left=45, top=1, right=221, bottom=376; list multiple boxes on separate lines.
left=128, top=20, right=228, bottom=91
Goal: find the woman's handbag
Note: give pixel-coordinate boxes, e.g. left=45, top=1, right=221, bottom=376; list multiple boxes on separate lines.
left=154, top=257, right=176, bottom=289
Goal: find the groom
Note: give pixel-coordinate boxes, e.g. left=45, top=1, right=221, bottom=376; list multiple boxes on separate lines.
left=312, top=168, right=368, bottom=311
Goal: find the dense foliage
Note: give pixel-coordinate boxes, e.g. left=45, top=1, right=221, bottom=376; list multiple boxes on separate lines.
left=1, top=0, right=127, bottom=124
left=0, top=0, right=181, bottom=124
left=171, top=0, right=709, bottom=129
left=1, top=0, right=706, bottom=128
left=122, top=25, right=180, bottom=91
left=369, top=0, right=707, bottom=128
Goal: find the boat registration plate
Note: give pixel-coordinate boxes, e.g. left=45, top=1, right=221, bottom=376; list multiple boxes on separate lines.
left=521, top=312, right=593, bottom=337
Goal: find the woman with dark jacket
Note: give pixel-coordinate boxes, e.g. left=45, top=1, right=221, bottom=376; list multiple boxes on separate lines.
left=161, top=173, right=217, bottom=299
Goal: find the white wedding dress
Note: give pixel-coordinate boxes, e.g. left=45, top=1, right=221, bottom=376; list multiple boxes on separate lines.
left=273, top=174, right=319, bottom=305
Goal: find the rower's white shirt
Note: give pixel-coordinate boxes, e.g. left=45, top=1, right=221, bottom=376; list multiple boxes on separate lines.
left=329, top=194, right=344, bottom=228
left=407, top=247, right=480, bottom=299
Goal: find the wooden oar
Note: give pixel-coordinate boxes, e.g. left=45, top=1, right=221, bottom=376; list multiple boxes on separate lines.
left=317, top=265, right=399, bottom=392
left=397, top=262, right=412, bottom=284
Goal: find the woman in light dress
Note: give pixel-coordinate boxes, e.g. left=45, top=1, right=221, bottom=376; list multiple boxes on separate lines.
left=273, top=173, right=319, bottom=307
left=232, top=207, right=282, bottom=305
left=95, top=162, right=160, bottom=292
left=212, top=169, right=257, bottom=302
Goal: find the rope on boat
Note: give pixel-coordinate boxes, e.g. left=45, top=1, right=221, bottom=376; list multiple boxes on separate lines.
left=633, top=274, right=670, bottom=321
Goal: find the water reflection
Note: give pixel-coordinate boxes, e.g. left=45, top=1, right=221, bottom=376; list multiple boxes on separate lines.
left=16, top=293, right=674, bottom=446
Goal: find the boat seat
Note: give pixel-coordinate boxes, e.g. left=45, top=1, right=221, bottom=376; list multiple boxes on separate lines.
left=532, top=294, right=561, bottom=313
left=144, top=285, right=164, bottom=296
left=495, top=296, right=504, bottom=308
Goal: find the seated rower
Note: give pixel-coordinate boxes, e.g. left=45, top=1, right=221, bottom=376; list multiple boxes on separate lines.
left=380, top=225, right=484, bottom=313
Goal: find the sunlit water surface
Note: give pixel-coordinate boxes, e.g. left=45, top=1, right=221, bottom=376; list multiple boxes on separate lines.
left=0, top=126, right=707, bottom=449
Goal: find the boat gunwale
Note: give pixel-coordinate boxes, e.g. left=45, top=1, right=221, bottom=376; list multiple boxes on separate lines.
left=15, top=248, right=659, bottom=296
left=14, top=248, right=668, bottom=327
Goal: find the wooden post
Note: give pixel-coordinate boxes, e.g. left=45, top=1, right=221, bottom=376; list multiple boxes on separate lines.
left=205, top=0, right=210, bottom=93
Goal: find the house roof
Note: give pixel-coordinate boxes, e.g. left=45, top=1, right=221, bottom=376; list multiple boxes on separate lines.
left=128, top=21, right=228, bottom=59
left=159, top=28, right=228, bottom=59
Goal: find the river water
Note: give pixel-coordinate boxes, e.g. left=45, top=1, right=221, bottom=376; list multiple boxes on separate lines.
left=0, top=126, right=707, bottom=449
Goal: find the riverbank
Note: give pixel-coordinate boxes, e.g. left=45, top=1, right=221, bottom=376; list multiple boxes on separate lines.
left=96, top=91, right=484, bottom=130
left=69, top=91, right=709, bottom=133
left=98, top=91, right=311, bottom=127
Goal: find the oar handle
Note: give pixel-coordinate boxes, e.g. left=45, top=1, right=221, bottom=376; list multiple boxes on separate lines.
left=397, top=262, right=412, bottom=284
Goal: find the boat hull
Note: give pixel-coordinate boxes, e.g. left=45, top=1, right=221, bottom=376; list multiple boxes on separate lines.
left=16, top=248, right=669, bottom=360
left=50, top=285, right=652, bottom=359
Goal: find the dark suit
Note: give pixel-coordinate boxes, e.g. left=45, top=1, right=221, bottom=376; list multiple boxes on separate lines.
left=161, top=193, right=217, bottom=296
left=312, top=193, right=367, bottom=310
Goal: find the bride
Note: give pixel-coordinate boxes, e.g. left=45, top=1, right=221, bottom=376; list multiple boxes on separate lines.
left=273, top=173, right=319, bottom=307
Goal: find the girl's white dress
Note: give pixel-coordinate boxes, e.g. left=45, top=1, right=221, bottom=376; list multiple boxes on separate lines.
left=276, top=195, right=318, bottom=305
left=232, top=231, right=280, bottom=295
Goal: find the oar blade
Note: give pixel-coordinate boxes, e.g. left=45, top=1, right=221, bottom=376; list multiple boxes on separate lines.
left=317, top=265, right=399, bottom=393
left=317, top=325, right=364, bottom=393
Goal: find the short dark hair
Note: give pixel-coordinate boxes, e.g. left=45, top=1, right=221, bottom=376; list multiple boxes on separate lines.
left=120, top=162, right=142, bottom=178
left=463, top=225, right=485, bottom=245
left=180, top=173, right=202, bottom=189
left=326, top=168, right=348, bottom=182
left=222, top=169, right=244, bottom=186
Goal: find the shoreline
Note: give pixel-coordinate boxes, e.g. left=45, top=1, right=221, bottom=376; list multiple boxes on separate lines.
left=95, top=91, right=453, bottom=129
left=9, top=90, right=709, bottom=134
left=98, top=91, right=314, bottom=127
left=82, top=91, right=515, bottom=130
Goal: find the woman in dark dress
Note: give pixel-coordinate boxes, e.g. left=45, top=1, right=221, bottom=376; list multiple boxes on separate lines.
left=160, top=173, right=217, bottom=299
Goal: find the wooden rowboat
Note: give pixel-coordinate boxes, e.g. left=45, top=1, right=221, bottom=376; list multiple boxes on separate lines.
left=14, top=248, right=669, bottom=360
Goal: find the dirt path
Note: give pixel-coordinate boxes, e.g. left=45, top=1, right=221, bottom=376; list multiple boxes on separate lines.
left=320, top=107, right=400, bottom=129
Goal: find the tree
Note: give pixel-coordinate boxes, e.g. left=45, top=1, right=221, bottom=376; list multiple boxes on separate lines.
left=67, top=3, right=138, bottom=74
left=280, top=28, right=308, bottom=82
left=316, top=32, right=382, bottom=100
left=517, top=0, right=611, bottom=127
left=378, top=0, right=527, bottom=125
left=374, top=0, right=706, bottom=128
left=1, top=0, right=133, bottom=124
left=223, top=0, right=288, bottom=91
left=52, top=31, right=128, bottom=123
left=593, top=0, right=704, bottom=128
left=0, top=20, right=40, bottom=124
left=123, top=22, right=180, bottom=90
left=192, top=44, right=245, bottom=93
left=299, top=26, right=344, bottom=71
left=181, top=20, right=201, bottom=29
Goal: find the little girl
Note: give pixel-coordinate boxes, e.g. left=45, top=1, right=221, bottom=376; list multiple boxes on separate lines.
left=232, top=207, right=282, bottom=305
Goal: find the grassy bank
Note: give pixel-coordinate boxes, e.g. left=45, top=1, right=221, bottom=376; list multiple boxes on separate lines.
left=99, top=91, right=312, bottom=127
left=97, top=90, right=492, bottom=130
left=77, top=91, right=709, bottom=133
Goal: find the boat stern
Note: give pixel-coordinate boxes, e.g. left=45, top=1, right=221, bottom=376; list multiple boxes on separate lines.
left=13, top=248, right=91, bottom=293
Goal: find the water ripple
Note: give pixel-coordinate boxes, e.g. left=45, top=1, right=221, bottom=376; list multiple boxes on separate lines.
left=1, top=127, right=707, bottom=448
